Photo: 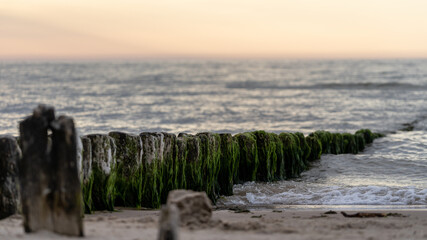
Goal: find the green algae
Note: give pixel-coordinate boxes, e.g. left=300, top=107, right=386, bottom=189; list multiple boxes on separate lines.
left=81, top=173, right=94, bottom=213
left=108, top=132, right=143, bottom=207
left=355, top=133, right=366, bottom=152
left=306, top=135, right=322, bottom=161
left=234, top=132, right=259, bottom=182
left=355, top=129, right=381, bottom=144
left=252, top=131, right=277, bottom=182
left=342, top=133, right=358, bottom=154
left=330, top=133, right=344, bottom=154
left=311, top=131, right=333, bottom=154
left=196, top=133, right=222, bottom=203
left=140, top=132, right=164, bottom=209
left=86, top=134, right=117, bottom=211
left=294, top=132, right=311, bottom=164
left=159, top=133, right=177, bottom=203
left=279, top=132, right=304, bottom=178
left=218, top=133, right=240, bottom=196
left=270, top=133, right=285, bottom=180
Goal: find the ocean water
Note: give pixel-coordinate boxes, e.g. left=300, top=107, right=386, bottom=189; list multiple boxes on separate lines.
left=1, top=59, right=426, bottom=207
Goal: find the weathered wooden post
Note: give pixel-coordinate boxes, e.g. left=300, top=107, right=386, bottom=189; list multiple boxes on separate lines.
left=0, top=135, right=21, bottom=219
left=50, top=116, right=84, bottom=235
left=19, top=105, right=83, bottom=236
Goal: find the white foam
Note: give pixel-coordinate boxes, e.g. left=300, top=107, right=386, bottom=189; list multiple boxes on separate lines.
left=229, top=185, right=427, bottom=206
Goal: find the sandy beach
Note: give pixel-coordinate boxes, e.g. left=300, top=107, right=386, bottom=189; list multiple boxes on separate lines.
left=1, top=208, right=427, bottom=240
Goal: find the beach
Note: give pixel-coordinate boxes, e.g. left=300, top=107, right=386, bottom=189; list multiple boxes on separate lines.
left=1, top=208, right=427, bottom=240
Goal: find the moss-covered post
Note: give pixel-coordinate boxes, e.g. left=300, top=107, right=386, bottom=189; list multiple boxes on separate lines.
left=330, top=133, right=344, bottom=154
left=177, top=133, right=203, bottom=192
left=218, top=133, right=239, bottom=196
left=108, top=132, right=143, bottom=207
left=233, top=132, right=259, bottom=183
left=140, top=132, right=163, bottom=208
left=86, top=134, right=117, bottom=211
left=342, top=133, right=358, bottom=154
left=279, top=133, right=301, bottom=178
left=306, top=135, right=322, bottom=161
left=0, top=136, right=21, bottom=220
left=80, top=136, right=94, bottom=213
left=196, top=132, right=221, bottom=202
left=312, top=131, right=332, bottom=154
left=252, top=131, right=277, bottom=182
left=160, top=133, right=177, bottom=203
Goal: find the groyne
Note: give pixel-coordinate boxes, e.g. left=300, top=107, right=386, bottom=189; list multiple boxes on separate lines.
left=78, top=128, right=382, bottom=212
left=1, top=121, right=383, bottom=214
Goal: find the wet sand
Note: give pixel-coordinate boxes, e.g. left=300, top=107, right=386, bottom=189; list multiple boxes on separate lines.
left=1, top=208, right=427, bottom=240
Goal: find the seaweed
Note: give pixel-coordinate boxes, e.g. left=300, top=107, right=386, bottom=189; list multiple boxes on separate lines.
left=218, top=133, right=240, bottom=196
left=108, top=132, right=143, bottom=207
left=306, top=135, right=322, bottom=161
left=86, top=134, right=117, bottom=211
left=196, top=133, right=222, bottom=203
left=233, top=132, right=259, bottom=182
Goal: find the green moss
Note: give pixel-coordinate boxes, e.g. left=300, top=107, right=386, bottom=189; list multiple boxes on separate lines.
left=86, top=134, right=117, bottom=211
left=159, top=133, right=177, bottom=203
left=294, top=132, right=311, bottom=164
left=330, top=133, right=343, bottom=154
left=140, top=132, right=164, bottom=208
left=218, top=133, right=240, bottom=196
left=196, top=133, right=222, bottom=203
left=184, top=134, right=204, bottom=192
left=342, top=133, right=358, bottom=154
left=252, top=131, right=277, bottom=182
left=234, top=132, right=259, bottom=182
left=82, top=173, right=94, bottom=213
left=279, top=132, right=306, bottom=178
left=355, top=133, right=366, bottom=152
left=175, top=137, right=188, bottom=190
left=108, top=132, right=143, bottom=207
left=270, top=133, right=284, bottom=180
left=306, top=135, right=322, bottom=161
left=311, top=131, right=333, bottom=154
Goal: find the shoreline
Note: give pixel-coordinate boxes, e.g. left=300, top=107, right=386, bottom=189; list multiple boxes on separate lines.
left=1, top=207, right=427, bottom=240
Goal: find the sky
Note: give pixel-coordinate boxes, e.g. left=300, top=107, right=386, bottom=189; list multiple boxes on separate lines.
left=1, top=0, right=427, bottom=59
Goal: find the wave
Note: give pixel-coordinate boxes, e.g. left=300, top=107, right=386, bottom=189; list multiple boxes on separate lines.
left=226, top=81, right=427, bottom=90
left=221, top=184, right=427, bottom=206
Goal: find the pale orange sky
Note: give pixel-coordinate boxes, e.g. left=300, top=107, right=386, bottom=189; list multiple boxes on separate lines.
left=1, top=0, right=427, bottom=59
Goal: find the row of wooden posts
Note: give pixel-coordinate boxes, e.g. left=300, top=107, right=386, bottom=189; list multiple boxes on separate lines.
left=0, top=105, right=383, bottom=236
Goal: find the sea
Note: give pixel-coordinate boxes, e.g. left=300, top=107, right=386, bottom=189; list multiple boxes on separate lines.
left=1, top=59, right=426, bottom=209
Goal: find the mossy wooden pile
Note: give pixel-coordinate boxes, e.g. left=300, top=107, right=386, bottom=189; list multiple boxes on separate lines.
left=78, top=129, right=382, bottom=211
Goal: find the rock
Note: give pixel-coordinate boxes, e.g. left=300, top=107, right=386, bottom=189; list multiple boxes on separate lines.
left=166, top=190, right=212, bottom=226
left=158, top=204, right=180, bottom=240
left=19, top=105, right=83, bottom=236
left=0, top=135, right=21, bottom=219
left=86, top=134, right=117, bottom=211
left=108, top=131, right=143, bottom=207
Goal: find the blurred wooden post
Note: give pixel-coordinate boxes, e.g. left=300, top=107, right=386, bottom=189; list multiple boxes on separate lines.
left=50, top=116, right=84, bottom=236
left=19, top=105, right=83, bottom=236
